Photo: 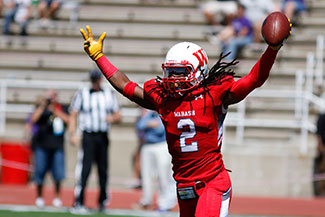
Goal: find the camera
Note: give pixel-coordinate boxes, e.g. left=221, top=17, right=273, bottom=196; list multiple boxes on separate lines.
left=46, top=98, right=52, bottom=105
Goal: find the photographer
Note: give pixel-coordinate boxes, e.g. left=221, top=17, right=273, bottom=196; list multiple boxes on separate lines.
left=31, top=89, right=69, bottom=208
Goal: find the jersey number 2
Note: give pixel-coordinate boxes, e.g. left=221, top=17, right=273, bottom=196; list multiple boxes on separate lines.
left=177, top=118, right=198, bottom=152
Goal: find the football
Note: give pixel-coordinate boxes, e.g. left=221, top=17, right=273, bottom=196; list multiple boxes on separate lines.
left=261, top=11, right=291, bottom=46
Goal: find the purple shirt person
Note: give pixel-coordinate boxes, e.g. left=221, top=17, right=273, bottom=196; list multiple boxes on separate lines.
left=25, top=113, right=39, bottom=150
left=219, top=3, right=254, bottom=61
left=232, top=15, right=253, bottom=38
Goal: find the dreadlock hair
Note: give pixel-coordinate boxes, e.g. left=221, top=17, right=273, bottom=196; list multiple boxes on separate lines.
left=197, top=52, right=240, bottom=115
left=146, top=52, right=240, bottom=114
left=203, top=52, right=239, bottom=86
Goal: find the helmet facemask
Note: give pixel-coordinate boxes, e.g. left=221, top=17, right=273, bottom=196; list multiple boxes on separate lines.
left=161, top=42, right=209, bottom=96
left=162, top=63, right=197, bottom=93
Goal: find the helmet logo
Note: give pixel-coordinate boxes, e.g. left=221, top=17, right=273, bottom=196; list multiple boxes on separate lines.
left=180, top=60, right=190, bottom=64
left=192, top=49, right=207, bottom=67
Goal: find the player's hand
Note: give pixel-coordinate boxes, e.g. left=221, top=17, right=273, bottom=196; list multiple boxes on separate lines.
left=80, top=25, right=106, bottom=61
left=269, top=18, right=292, bottom=51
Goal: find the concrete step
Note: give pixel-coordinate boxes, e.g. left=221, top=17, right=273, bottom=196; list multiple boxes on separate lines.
left=3, top=114, right=313, bottom=148
left=2, top=82, right=306, bottom=108
left=0, top=35, right=219, bottom=57
left=225, top=126, right=298, bottom=142
left=1, top=19, right=208, bottom=41
left=58, top=5, right=205, bottom=24
left=243, top=42, right=319, bottom=61
left=80, top=0, right=199, bottom=8
left=0, top=67, right=301, bottom=86
left=0, top=49, right=313, bottom=74
left=0, top=35, right=319, bottom=61
left=0, top=69, right=89, bottom=81
left=5, top=87, right=76, bottom=105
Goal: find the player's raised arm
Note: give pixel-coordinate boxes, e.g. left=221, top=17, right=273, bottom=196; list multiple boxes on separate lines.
left=224, top=12, right=292, bottom=107
left=80, top=25, right=155, bottom=110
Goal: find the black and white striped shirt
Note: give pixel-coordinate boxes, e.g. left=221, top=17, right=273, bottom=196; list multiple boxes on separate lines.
left=70, top=87, right=120, bottom=133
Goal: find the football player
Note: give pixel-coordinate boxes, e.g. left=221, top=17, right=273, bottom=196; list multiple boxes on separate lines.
left=80, top=24, right=288, bottom=216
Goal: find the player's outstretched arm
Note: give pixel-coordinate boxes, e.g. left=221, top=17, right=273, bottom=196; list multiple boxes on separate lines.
left=80, top=25, right=155, bottom=110
left=224, top=12, right=292, bottom=107
left=223, top=46, right=278, bottom=107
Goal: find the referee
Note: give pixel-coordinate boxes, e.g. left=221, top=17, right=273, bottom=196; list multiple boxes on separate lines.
left=69, top=69, right=121, bottom=212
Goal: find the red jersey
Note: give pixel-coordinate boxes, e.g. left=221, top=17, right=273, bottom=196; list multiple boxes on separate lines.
left=143, top=47, right=278, bottom=183
left=144, top=76, right=235, bottom=183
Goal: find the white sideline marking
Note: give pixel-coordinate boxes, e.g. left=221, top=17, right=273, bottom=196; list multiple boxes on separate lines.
left=0, top=204, right=179, bottom=217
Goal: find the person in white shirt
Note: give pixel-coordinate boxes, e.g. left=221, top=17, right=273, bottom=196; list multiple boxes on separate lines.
left=240, top=0, right=276, bottom=42
left=3, top=0, right=32, bottom=35
left=200, top=0, right=238, bottom=26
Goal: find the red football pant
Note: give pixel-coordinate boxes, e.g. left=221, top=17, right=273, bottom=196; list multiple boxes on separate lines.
left=178, top=169, right=232, bottom=217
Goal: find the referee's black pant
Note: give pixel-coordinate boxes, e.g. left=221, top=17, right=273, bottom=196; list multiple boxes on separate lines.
left=74, top=131, right=109, bottom=207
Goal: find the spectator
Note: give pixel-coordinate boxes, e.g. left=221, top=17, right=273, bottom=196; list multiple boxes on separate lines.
left=133, top=108, right=176, bottom=212
left=3, top=0, right=33, bottom=36
left=31, top=89, right=69, bottom=208
left=127, top=119, right=143, bottom=189
left=69, top=68, right=121, bottom=213
left=200, top=0, right=238, bottom=26
left=217, top=2, right=254, bottom=61
left=279, top=0, right=307, bottom=25
left=38, top=0, right=62, bottom=28
left=0, top=0, right=4, bottom=17
left=240, top=0, right=275, bottom=42
left=314, top=113, right=325, bottom=196
left=141, top=0, right=174, bottom=4
left=280, top=0, right=306, bottom=21
left=23, top=96, right=43, bottom=148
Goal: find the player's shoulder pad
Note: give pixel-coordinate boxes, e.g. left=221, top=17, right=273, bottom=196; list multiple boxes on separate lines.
left=143, top=78, right=159, bottom=91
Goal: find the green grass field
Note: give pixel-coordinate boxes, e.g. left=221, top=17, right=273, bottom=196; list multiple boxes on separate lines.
left=0, top=206, right=179, bottom=217
left=0, top=209, right=297, bottom=217
left=0, top=210, right=137, bottom=217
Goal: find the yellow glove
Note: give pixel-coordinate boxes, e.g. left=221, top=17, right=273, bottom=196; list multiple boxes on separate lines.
left=80, top=25, right=106, bottom=61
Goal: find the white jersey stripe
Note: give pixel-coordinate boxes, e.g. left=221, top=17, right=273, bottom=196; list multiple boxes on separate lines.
left=70, top=87, right=120, bottom=133
left=90, top=92, right=99, bottom=132
left=220, top=187, right=231, bottom=217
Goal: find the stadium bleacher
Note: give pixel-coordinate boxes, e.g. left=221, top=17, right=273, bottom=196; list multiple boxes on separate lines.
left=0, top=0, right=324, bottom=197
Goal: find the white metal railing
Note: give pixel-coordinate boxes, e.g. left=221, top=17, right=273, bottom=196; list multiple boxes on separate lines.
left=315, top=35, right=324, bottom=86
left=224, top=34, right=325, bottom=155
left=0, top=79, right=139, bottom=135
left=0, top=79, right=87, bottom=136
left=302, top=35, right=325, bottom=154
left=224, top=87, right=310, bottom=153
left=1, top=78, right=318, bottom=155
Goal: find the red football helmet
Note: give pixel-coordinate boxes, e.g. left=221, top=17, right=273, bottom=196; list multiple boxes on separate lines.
left=162, top=42, right=209, bottom=94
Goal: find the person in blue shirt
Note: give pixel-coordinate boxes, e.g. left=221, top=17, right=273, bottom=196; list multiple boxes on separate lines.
left=133, top=108, right=176, bottom=212
left=281, top=0, right=306, bottom=20
left=217, top=2, right=253, bottom=61
left=3, top=0, right=33, bottom=36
